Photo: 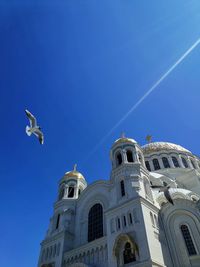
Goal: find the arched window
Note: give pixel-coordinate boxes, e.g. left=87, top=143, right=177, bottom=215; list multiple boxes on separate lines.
left=153, top=159, right=160, bottom=170
left=78, top=189, right=81, bottom=196
left=172, top=156, right=180, bottom=167
left=190, top=159, right=196, bottom=169
left=180, top=224, right=197, bottom=256
left=127, top=150, right=134, bottom=162
left=120, top=180, right=125, bottom=197
left=123, top=242, right=136, bottom=264
left=88, top=203, right=103, bottom=242
left=129, top=213, right=133, bottom=225
left=68, top=186, right=75, bottom=198
left=181, top=157, right=189, bottom=168
left=56, top=214, right=60, bottom=229
left=162, top=157, right=170, bottom=168
left=116, top=152, right=122, bottom=166
left=145, top=161, right=151, bottom=171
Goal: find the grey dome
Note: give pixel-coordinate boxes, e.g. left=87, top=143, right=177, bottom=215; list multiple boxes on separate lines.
left=142, top=142, right=191, bottom=155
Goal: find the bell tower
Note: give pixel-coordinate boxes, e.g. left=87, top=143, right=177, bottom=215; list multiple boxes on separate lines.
left=37, top=165, right=87, bottom=267
left=110, top=135, right=153, bottom=201
left=106, top=136, right=155, bottom=266
left=58, top=164, right=87, bottom=201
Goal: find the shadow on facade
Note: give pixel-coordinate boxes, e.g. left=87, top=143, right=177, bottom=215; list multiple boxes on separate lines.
left=157, top=199, right=200, bottom=267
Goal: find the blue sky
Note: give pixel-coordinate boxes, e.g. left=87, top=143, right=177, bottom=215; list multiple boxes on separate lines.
left=1, top=1, right=200, bottom=266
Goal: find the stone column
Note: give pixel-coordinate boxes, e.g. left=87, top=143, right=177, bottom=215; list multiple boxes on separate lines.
left=168, top=156, right=175, bottom=168
left=134, top=152, right=140, bottom=163
left=187, top=156, right=194, bottom=169
left=122, top=149, right=127, bottom=163
left=178, top=155, right=185, bottom=168
left=158, top=158, right=164, bottom=169
left=149, top=160, right=154, bottom=171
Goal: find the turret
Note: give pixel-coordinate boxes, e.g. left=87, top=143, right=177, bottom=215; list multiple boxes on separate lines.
left=57, top=164, right=87, bottom=201
left=38, top=165, right=87, bottom=267
left=110, top=136, right=145, bottom=166
left=110, top=135, right=153, bottom=202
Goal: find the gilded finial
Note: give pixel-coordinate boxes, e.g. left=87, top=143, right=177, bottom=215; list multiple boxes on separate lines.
left=121, top=132, right=125, bottom=138
left=73, top=164, right=77, bottom=171
left=146, top=135, right=152, bottom=143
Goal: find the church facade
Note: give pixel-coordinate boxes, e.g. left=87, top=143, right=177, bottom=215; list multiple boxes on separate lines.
left=38, top=137, right=200, bottom=267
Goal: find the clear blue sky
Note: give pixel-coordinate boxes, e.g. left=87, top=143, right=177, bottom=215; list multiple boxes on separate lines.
left=1, top=1, right=200, bottom=266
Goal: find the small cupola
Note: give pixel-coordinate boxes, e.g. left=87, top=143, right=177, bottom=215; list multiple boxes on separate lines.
left=58, top=164, right=87, bottom=201
left=110, top=134, right=145, bottom=169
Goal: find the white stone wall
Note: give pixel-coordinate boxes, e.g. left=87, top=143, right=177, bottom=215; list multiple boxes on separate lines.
left=38, top=139, right=200, bottom=267
left=140, top=200, right=167, bottom=267
left=160, top=199, right=200, bottom=267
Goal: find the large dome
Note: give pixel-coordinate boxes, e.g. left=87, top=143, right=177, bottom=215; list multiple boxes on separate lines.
left=142, top=142, right=191, bottom=155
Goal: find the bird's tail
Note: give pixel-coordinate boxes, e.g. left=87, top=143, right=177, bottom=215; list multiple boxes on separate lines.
left=26, top=126, right=31, bottom=136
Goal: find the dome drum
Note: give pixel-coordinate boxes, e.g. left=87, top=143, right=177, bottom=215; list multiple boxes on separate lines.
left=142, top=142, right=200, bottom=172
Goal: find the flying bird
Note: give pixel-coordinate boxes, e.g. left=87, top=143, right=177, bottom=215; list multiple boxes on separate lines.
left=25, top=109, right=44, bottom=144
left=151, top=184, right=174, bottom=205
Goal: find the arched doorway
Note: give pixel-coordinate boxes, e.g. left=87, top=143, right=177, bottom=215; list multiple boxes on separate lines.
left=113, top=234, right=139, bottom=266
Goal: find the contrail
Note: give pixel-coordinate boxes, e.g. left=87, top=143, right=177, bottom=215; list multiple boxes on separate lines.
left=84, top=38, right=200, bottom=161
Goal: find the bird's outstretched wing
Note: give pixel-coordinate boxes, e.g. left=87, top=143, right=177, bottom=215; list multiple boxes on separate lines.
left=164, top=188, right=174, bottom=205
left=25, top=109, right=37, bottom=128
left=151, top=184, right=174, bottom=205
left=33, top=129, right=44, bottom=145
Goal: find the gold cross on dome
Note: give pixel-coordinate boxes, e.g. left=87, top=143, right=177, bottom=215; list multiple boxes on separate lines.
left=146, top=135, right=152, bottom=143
left=121, top=132, right=125, bottom=138
left=73, top=164, right=77, bottom=171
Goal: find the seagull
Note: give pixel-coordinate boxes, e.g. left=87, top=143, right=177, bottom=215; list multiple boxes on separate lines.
left=25, top=109, right=44, bottom=144
left=151, top=184, right=174, bottom=205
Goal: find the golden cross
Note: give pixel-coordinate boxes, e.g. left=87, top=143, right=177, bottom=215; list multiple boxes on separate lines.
left=121, top=132, right=125, bottom=138
left=146, top=135, right=152, bottom=143
left=73, top=164, right=77, bottom=171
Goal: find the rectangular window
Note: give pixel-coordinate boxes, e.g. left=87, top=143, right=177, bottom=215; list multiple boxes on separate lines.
left=145, top=161, right=151, bottom=171
left=68, top=186, right=74, bottom=198
left=129, top=213, right=133, bottom=224
left=153, top=159, right=160, bottom=170
left=117, top=218, right=121, bottom=230
left=123, top=216, right=127, bottom=227
left=181, top=225, right=197, bottom=256
left=120, top=180, right=125, bottom=197
left=56, top=214, right=60, bottom=229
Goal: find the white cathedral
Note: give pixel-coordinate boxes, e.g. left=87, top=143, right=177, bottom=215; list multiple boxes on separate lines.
left=38, top=137, right=200, bottom=267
